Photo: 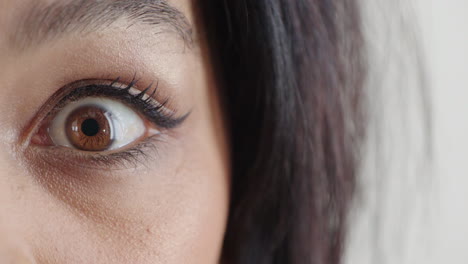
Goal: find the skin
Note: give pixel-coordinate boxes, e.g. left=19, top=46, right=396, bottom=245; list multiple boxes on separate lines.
left=0, top=0, right=230, bottom=263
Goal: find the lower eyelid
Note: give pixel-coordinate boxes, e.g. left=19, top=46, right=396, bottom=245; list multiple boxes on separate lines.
left=27, top=134, right=166, bottom=172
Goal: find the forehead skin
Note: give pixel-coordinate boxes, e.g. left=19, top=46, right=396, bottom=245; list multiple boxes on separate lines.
left=0, top=0, right=229, bottom=263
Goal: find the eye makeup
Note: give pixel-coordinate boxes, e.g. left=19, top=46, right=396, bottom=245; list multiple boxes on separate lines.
left=48, top=77, right=188, bottom=130
left=24, top=76, right=190, bottom=170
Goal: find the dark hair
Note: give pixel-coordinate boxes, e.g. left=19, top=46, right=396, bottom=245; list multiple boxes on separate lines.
left=197, top=1, right=365, bottom=263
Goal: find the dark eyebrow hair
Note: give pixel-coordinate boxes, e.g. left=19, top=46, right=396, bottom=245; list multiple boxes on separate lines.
left=12, top=0, right=193, bottom=50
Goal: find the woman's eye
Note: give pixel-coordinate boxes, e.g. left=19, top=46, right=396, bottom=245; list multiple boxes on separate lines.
left=30, top=79, right=187, bottom=156
left=48, top=97, right=149, bottom=152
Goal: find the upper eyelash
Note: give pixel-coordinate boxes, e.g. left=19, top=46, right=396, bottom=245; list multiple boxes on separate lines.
left=52, top=77, right=189, bottom=129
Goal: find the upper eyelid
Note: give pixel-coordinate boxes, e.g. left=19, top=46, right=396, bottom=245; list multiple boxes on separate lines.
left=54, top=79, right=162, bottom=110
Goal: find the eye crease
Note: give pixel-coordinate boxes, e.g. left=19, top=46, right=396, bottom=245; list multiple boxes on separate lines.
left=29, top=78, right=188, bottom=156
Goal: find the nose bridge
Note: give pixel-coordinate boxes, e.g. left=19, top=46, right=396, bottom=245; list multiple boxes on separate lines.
left=0, top=29, right=37, bottom=262
left=0, top=200, right=36, bottom=264
left=0, top=159, right=36, bottom=263
left=0, top=199, right=36, bottom=263
left=0, top=231, right=35, bottom=264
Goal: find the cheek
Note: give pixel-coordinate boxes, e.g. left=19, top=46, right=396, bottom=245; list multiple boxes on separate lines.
left=35, top=94, right=229, bottom=263
left=160, top=51, right=230, bottom=263
left=55, top=65, right=227, bottom=264
left=15, top=107, right=229, bottom=264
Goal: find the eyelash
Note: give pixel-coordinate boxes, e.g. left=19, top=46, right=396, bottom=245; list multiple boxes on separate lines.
left=52, top=77, right=187, bottom=129
left=31, top=77, right=188, bottom=170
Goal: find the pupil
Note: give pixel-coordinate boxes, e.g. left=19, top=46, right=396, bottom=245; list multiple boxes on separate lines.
left=81, top=119, right=100, bottom=137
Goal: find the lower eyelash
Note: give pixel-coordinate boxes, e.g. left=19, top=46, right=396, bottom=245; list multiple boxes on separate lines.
left=35, top=135, right=166, bottom=171
left=88, top=136, right=163, bottom=170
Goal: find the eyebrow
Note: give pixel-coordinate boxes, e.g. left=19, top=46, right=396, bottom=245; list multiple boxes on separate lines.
left=11, top=0, right=193, bottom=50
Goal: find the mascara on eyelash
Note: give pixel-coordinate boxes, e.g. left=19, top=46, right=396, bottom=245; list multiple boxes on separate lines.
left=55, top=77, right=189, bottom=129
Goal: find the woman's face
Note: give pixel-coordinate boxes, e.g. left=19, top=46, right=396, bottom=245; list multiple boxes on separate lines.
left=0, top=0, right=230, bottom=263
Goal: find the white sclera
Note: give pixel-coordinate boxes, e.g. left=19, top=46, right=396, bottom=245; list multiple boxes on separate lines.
left=49, top=97, right=147, bottom=151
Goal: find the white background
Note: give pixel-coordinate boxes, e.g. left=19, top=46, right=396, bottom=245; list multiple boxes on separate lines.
left=420, top=0, right=468, bottom=263
left=345, top=1, right=468, bottom=263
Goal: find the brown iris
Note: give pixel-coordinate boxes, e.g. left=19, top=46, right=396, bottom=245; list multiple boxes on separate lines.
left=65, top=105, right=113, bottom=151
